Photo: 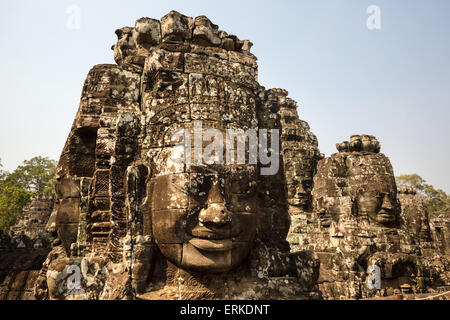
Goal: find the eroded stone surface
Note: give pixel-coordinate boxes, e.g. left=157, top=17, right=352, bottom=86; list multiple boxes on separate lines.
left=430, top=211, right=450, bottom=257
left=1, top=12, right=447, bottom=301
left=289, top=136, right=450, bottom=299
left=32, top=12, right=321, bottom=300
left=0, top=194, right=54, bottom=300
left=398, top=185, right=432, bottom=243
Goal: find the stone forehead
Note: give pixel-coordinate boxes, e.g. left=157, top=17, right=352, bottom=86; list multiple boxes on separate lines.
left=150, top=143, right=259, bottom=176
left=313, top=152, right=396, bottom=197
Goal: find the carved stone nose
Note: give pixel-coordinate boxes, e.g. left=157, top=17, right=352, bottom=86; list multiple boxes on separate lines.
left=295, top=183, right=306, bottom=194
left=198, top=181, right=231, bottom=227
left=199, top=203, right=231, bottom=226
left=381, top=194, right=393, bottom=210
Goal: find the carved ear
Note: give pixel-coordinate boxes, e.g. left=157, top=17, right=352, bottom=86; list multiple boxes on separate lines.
left=126, top=162, right=151, bottom=209
left=351, top=196, right=359, bottom=216
left=125, top=162, right=153, bottom=243
left=124, top=162, right=154, bottom=294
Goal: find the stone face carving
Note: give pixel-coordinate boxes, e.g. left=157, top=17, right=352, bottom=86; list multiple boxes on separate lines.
left=313, top=146, right=400, bottom=229
left=398, top=185, right=432, bottom=243
left=35, top=11, right=322, bottom=300
left=0, top=11, right=442, bottom=300
left=274, top=89, right=322, bottom=251
left=290, top=136, right=449, bottom=299
left=349, top=154, right=400, bottom=228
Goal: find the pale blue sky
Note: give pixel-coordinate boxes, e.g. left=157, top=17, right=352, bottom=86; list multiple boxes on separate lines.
left=0, top=0, right=449, bottom=192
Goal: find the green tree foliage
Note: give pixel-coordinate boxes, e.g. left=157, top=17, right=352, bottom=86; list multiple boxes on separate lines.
left=0, top=187, right=33, bottom=233
left=0, top=156, right=56, bottom=233
left=396, top=174, right=450, bottom=217
left=1, top=156, right=56, bottom=194
left=396, top=174, right=427, bottom=192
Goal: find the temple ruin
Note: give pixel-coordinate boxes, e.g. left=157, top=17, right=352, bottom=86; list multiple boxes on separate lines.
left=0, top=11, right=448, bottom=300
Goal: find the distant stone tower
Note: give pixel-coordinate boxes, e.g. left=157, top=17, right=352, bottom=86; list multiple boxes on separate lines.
left=0, top=194, right=53, bottom=300
left=294, top=135, right=449, bottom=299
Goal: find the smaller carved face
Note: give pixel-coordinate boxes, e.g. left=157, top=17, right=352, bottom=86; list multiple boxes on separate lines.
left=151, top=165, right=258, bottom=273
left=418, top=216, right=431, bottom=241
left=315, top=196, right=343, bottom=228
left=357, top=191, right=398, bottom=227
left=288, top=178, right=313, bottom=208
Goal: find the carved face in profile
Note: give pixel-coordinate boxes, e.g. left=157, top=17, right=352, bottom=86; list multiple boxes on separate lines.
left=150, top=163, right=258, bottom=273
left=311, top=156, right=349, bottom=228
left=112, top=27, right=136, bottom=64
left=397, top=187, right=432, bottom=241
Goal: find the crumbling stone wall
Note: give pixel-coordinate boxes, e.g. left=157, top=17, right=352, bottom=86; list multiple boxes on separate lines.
left=1, top=11, right=447, bottom=301
left=10, top=194, right=54, bottom=246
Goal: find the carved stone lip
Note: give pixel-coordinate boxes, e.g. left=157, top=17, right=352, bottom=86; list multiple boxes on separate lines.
left=378, top=213, right=395, bottom=222
left=190, top=225, right=240, bottom=240
left=319, top=214, right=332, bottom=226
left=378, top=210, right=394, bottom=220
left=189, top=238, right=232, bottom=252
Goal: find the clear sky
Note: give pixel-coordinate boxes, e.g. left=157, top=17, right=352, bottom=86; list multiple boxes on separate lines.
left=0, top=0, right=449, bottom=192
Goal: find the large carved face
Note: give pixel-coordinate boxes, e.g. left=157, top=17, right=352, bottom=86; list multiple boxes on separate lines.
left=150, top=163, right=258, bottom=273
left=417, top=217, right=431, bottom=242
left=141, top=43, right=260, bottom=272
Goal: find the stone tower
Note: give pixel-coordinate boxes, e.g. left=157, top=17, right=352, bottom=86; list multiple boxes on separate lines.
left=35, top=11, right=321, bottom=300
left=293, top=135, right=449, bottom=299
